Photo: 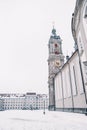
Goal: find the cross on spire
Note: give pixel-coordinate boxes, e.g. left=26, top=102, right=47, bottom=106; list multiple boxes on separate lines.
left=52, top=21, right=55, bottom=29
left=52, top=22, right=56, bottom=36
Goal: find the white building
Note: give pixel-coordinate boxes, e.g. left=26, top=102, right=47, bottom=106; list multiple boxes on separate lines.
left=36, top=94, right=49, bottom=109
left=25, top=93, right=37, bottom=110
left=48, top=0, right=87, bottom=114
left=2, top=96, right=25, bottom=110
left=0, top=98, right=4, bottom=111
left=0, top=93, right=49, bottom=111
left=54, top=50, right=87, bottom=113
left=72, top=0, right=87, bottom=101
left=71, top=0, right=87, bottom=113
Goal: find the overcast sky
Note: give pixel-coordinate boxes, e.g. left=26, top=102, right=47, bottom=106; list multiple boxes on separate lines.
left=0, top=0, right=76, bottom=94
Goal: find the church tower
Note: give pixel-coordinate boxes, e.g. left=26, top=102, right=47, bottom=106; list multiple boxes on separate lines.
left=48, top=27, right=64, bottom=110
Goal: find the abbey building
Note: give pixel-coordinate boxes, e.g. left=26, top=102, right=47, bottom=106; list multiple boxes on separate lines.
left=48, top=0, right=87, bottom=114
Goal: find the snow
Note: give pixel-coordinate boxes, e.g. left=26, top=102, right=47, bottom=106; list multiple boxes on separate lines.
left=0, top=110, right=87, bottom=130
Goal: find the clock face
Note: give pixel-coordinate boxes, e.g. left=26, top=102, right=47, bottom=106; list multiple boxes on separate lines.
left=55, top=60, right=61, bottom=67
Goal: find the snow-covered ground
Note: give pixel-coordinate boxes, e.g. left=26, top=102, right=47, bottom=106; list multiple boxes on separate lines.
left=0, top=110, right=87, bottom=130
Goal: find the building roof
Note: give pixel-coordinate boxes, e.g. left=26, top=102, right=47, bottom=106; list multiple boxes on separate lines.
left=54, top=49, right=78, bottom=77
left=26, top=92, right=36, bottom=95
left=49, top=28, right=61, bottom=42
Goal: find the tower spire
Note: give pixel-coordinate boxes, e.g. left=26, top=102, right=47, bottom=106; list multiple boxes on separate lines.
left=52, top=21, right=55, bottom=29
left=52, top=22, right=56, bottom=36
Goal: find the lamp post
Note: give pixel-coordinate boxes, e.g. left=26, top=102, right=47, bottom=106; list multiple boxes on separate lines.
left=43, top=100, right=45, bottom=114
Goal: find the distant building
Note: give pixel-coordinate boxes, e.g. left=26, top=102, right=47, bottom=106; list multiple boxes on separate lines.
left=0, top=98, right=4, bottom=111
left=2, top=96, right=25, bottom=110
left=0, top=92, right=49, bottom=111
left=25, top=93, right=36, bottom=110
left=36, top=94, right=49, bottom=109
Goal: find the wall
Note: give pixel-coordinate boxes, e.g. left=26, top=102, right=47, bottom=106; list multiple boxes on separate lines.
left=54, top=51, right=86, bottom=112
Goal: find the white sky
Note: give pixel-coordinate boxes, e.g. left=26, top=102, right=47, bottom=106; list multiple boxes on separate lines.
left=0, top=0, right=76, bottom=94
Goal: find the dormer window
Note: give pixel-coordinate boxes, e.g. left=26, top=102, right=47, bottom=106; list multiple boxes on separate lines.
left=84, top=6, right=87, bottom=18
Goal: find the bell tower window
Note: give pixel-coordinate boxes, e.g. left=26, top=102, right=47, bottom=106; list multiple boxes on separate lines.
left=55, top=44, right=58, bottom=47
left=55, top=51, right=59, bottom=54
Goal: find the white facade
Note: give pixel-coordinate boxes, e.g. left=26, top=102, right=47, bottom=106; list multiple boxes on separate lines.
left=0, top=98, right=3, bottom=111
left=0, top=93, right=49, bottom=111
left=72, top=0, right=87, bottom=110
left=36, top=94, right=49, bottom=109
left=54, top=51, right=86, bottom=113
left=2, top=96, right=25, bottom=110
left=53, top=0, right=87, bottom=113
left=72, top=0, right=87, bottom=90
left=25, top=93, right=37, bottom=110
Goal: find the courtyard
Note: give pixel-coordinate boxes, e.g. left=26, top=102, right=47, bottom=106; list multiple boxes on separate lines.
left=0, top=110, right=87, bottom=130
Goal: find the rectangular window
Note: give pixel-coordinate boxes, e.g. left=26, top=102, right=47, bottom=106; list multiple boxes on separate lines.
left=84, top=6, right=87, bottom=18
left=62, top=70, right=67, bottom=98
left=65, top=66, right=71, bottom=97
left=83, top=61, right=87, bottom=89
left=70, top=64, right=77, bottom=95
left=73, top=66, right=78, bottom=94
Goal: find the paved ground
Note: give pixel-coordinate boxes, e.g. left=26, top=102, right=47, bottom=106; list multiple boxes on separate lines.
left=0, top=110, right=87, bottom=130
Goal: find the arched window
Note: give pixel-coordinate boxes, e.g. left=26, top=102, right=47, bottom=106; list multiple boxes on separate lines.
left=54, top=44, right=58, bottom=48
left=55, top=51, right=59, bottom=54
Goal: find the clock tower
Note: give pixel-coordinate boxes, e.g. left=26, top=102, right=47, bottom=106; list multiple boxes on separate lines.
left=48, top=27, right=64, bottom=110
